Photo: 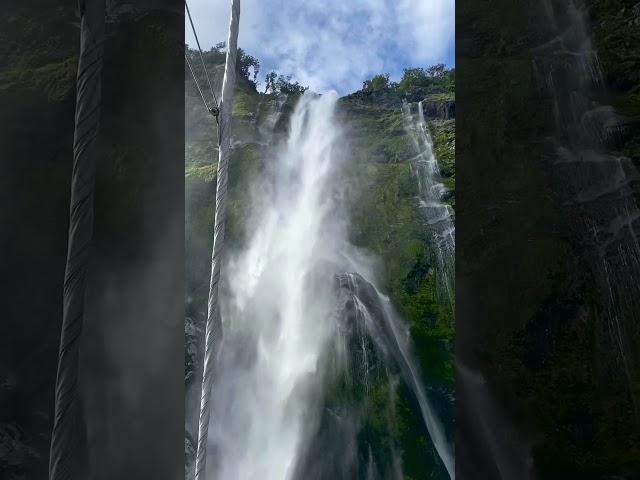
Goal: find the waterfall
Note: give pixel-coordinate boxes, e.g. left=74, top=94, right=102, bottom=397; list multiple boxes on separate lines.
left=258, top=93, right=289, bottom=138
left=533, top=0, right=640, bottom=410
left=204, top=92, right=453, bottom=479
left=402, top=101, right=455, bottom=313
left=208, top=92, right=342, bottom=480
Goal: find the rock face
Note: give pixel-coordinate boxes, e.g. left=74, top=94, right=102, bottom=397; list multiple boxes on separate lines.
left=422, top=98, right=455, bottom=120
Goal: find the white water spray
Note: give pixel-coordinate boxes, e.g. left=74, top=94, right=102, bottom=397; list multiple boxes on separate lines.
left=209, top=92, right=344, bottom=480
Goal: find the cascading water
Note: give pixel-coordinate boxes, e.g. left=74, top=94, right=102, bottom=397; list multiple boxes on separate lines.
left=203, top=92, right=454, bottom=479
left=533, top=0, right=640, bottom=409
left=402, top=101, right=455, bottom=313
left=257, top=93, right=289, bottom=139
left=334, top=272, right=455, bottom=479
left=209, top=92, right=342, bottom=480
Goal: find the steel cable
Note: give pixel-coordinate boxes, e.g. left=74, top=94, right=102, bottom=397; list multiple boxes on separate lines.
left=185, top=0, right=218, bottom=108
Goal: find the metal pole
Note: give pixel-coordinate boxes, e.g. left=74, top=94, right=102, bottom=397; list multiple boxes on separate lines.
left=194, top=1, right=240, bottom=479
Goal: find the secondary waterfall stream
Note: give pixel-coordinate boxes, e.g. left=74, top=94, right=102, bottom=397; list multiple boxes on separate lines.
left=402, top=101, right=455, bottom=313
left=203, top=92, right=454, bottom=479
left=533, top=0, right=640, bottom=408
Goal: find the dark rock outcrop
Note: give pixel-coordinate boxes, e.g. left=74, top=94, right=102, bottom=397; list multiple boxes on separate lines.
left=422, top=98, right=455, bottom=120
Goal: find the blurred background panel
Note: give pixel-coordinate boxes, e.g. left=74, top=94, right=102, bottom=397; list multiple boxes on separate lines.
left=0, top=2, right=185, bottom=479
left=456, top=0, right=640, bottom=478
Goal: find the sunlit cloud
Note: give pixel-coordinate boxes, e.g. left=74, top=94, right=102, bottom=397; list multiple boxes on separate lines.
left=185, top=0, right=454, bottom=94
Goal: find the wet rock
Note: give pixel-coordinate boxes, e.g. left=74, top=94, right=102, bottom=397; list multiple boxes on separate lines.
left=421, top=98, right=455, bottom=120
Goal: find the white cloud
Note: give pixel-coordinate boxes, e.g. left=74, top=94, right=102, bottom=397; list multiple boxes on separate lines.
left=185, top=0, right=454, bottom=94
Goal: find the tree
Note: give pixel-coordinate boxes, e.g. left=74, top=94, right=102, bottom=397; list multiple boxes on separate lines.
left=276, top=74, right=307, bottom=94
left=237, top=47, right=260, bottom=83
left=398, top=67, right=427, bottom=91
left=398, top=65, right=455, bottom=94
left=362, top=73, right=390, bottom=92
left=264, top=71, right=307, bottom=95
left=264, top=71, right=277, bottom=93
left=426, top=63, right=446, bottom=78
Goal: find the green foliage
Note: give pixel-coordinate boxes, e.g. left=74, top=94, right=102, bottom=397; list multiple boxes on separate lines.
left=264, top=71, right=308, bottom=94
left=185, top=143, right=261, bottom=263
left=362, top=73, right=391, bottom=92
left=612, top=93, right=640, bottom=162
left=428, top=120, right=455, bottom=177
left=398, top=65, right=455, bottom=94
left=396, top=384, right=436, bottom=477
left=612, top=93, right=640, bottom=119
left=185, top=44, right=260, bottom=90
left=341, top=104, right=412, bottom=162
left=185, top=136, right=217, bottom=165
left=591, top=1, right=640, bottom=92
left=237, top=48, right=260, bottom=83
left=428, top=119, right=455, bottom=208
left=207, top=42, right=260, bottom=83
left=232, top=90, right=260, bottom=117
left=0, top=57, right=77, bottom=102
left=424, top=92, right=455, bottom=102
left=357, top=65, right=454, bottom=97
left=264, top=71, right=277, bottom=93
left=342, top=100, right=456, bottom=383
left=185, top=162, right=217, bottom=182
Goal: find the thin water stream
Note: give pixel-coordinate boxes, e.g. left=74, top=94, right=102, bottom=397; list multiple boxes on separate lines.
left=533, top=0, right=640, bottom=409
left=402, top=101, right=455, bottom=313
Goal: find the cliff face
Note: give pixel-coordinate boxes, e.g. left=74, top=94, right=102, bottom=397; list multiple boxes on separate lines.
left=422, top=94, right=456, bottom=120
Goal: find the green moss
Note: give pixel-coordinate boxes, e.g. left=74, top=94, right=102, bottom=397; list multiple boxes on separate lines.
left=591, top=1, right=640, bottom=92
left=342, top=94, right=456, bottom=382
left=0, top=56, right=77, bottom=102
left=610, top=93, right=640, bottom=161
left=341, top=103, right=413, bottom=163
left=396, top=384, right=437, bottom=478
left=612, top=93, right=640, bottom=120
left=185, top=161, right=217, bottom=182
left=233, top=90, right=260, bottom=117
left=497, top=290, right=640, bottom=476
left=424, top=92, right=455, bottom=102
left=346, top=153, right=454, bottom=385
left=185, top=139, right=217, bottom=165
left=428, top=120, right=455, bottom=177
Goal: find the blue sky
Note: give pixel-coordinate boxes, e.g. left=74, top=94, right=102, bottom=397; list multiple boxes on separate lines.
left=185, top=0, right=454, bottom=96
